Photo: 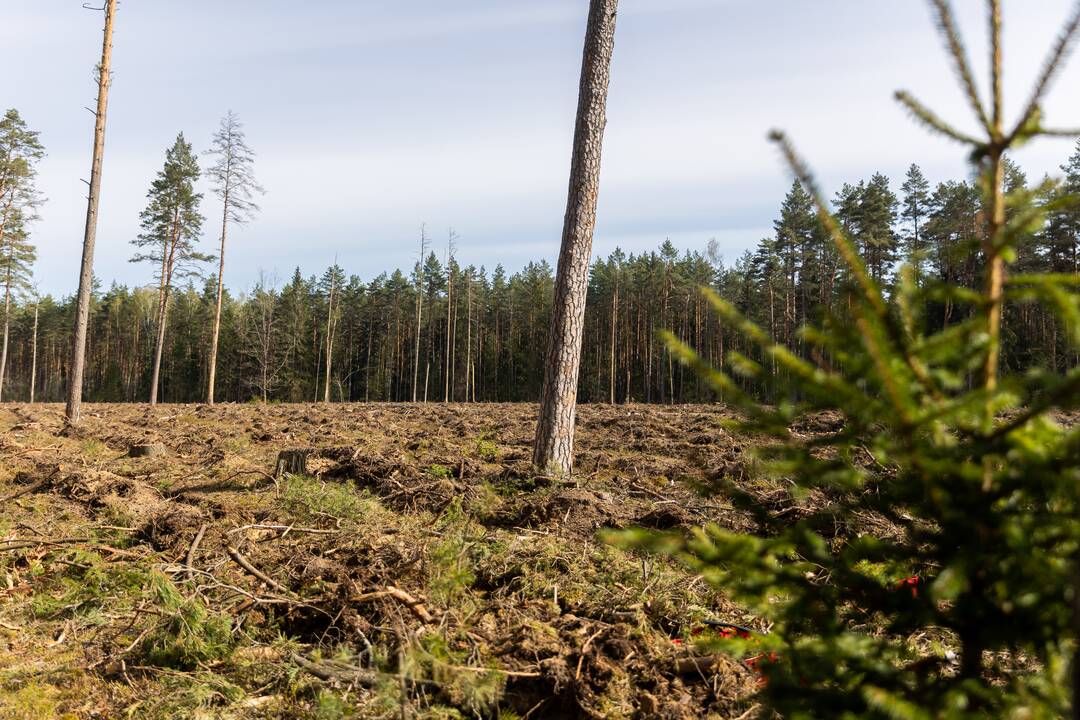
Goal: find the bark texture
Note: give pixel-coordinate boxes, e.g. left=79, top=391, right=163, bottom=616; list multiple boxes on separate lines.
left=533, top=0, right=619, bottom=477
left=66, top=0, right=117, bottom=424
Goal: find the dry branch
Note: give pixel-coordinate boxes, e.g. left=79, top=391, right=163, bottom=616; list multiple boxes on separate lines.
left=226, top=545, right=295, bottom=597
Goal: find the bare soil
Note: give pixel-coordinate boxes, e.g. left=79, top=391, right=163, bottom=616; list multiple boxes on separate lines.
left=0, top=403, right=768, bottom=719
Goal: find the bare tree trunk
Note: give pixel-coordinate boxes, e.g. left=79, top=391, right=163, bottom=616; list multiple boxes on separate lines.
left=533, top=0, right=618, bottom=477
left=66, top=0, right=117, bottom=424
left=323, top=272, right=336, bottom=403
left=149, top=284, right=170, bottom=405
left=444, top=278, right=452, bottom=403
left=465, top=273, right=473, bottom=403
left=29, top=301, right=38, bottom=403
left=412, top=226, right=427, bottom=403
left=444, top=233, right=455, bottom=403
left=207, top=189, right=229, bottom=404
left=609, top=279, right=617, bottom=404
left=0, top=271, right=10, bottom=403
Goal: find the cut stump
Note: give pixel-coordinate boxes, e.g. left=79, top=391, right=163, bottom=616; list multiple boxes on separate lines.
left=274, top=450, right=309, bottom=478
left=129, top=443, right=167, bottom=458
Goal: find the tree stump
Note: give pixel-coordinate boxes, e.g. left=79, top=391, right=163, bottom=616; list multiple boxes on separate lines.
left=274, top=450, right=308, bottom=478
left=129, top=443, right=167, bottom=458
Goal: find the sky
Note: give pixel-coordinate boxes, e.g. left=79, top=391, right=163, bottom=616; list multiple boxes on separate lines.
left=6, top=0, right=1080, bottom=297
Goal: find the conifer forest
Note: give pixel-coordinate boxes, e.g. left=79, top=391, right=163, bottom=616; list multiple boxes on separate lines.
left=4, top=154, right=1080, bottom=407
left=4, top=2, right=1080, bottom=719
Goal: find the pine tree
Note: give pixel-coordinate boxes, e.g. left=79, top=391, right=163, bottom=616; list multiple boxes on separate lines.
left=0, top=211, right=36, bottom=401
left=859, top=172, right=900, bottom=285
left=205, top=111, right=263, bottom=405
left=0, top=109, right=44, bottom=403
left=131, top=133, right=207, bottom=404
left=901, top=164, right=931, bottom=278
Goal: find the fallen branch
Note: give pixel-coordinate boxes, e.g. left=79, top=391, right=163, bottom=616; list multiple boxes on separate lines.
left=226, top=545, right=296, bottom=598
left=351, top=585, right=434, bottom=623
left=227, top=524, right=338, bottom=536
left=184, top=524, right=207, bottom=575
left=289, top=652, right=380, bottom=687
left=446, top=664, right=542, bottom=678
left=161, top=563, right=311, bottom=609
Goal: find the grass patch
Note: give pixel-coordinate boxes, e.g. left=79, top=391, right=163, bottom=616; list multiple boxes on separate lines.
left=278, top=475, right=371, bottom=522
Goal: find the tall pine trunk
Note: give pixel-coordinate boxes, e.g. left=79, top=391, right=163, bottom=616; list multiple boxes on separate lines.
left=444, top=265, right=453, bottom=402
left=609, top=280, right=617, bottom=403
left=29, top=301, right=38, bottom=403
left=207, top=186, right=230, bottom=404
left=67, top=0, right=116, bottom=423
left=412, top=227, right=426, bottom=402
left=0, top=267, right=10, bottom=403
left=149, top=284, right=170, bottom=405
left=323, top=273, right=335, bottom=403
left=533, top=0, right=618, bottom=476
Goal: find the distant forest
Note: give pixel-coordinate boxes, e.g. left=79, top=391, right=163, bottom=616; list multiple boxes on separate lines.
left=4, top=144, right=1080, bottom=405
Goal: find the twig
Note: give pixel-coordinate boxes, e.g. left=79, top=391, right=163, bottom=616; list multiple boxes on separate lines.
left=226, top=545, right=295, bottom=597
left=227, top=524, right=338, bottom=536
left=289, top=652, right=381, bottom=687
left=351, top=585, right=434, bottom=623
left=445, top=664, right=542, bottom=678
left=0, top=537, right=91, bottom=552
left=184, top=524, right=207, bottom=575
left=576, top=627, right=606, bottom=680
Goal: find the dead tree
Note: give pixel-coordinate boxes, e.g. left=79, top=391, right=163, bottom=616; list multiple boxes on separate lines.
left=206, top=111, right=263, bottom=405
left=67, top=0, right=117, bottom=424
left=444, top=229, right=457, bottom=403
left=533, top=0, right=619, bottom=477
left=412, top=224, right=428, bottom=403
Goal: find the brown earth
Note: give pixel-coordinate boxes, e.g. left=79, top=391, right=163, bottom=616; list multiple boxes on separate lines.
left=0, top=403, right=771, bottom=719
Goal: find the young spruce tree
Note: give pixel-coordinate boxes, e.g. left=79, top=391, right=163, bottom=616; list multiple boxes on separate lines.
left=620, top=2, right=1080, bottom=717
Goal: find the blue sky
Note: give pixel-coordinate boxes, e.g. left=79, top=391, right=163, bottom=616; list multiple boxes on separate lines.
left=6, top=0, right=1080, bottom=296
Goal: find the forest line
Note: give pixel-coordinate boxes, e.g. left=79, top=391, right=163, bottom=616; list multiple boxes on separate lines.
left=2, top=136, right=1079, bottom=405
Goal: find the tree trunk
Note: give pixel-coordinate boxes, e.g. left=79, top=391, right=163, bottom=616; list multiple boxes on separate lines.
left=207, top=187, right=230, bottom=404
left=66, top=0, right=117, bottom=424
left=444, top=265, right=453, bottom=402
left=0, top=273, right=10, bottom=403
left=323, top=273, right=335, bottom=403
left=609, top=280, right=617, bottom=404
left=465, top=274, right=473, bottom=403
left=149, top=285, right=170, bottom=405
left=533, top=0, right=618, bottom=477
left=412, top=227, right=426, bottom=403
left=29, top=302, right=38, bottom=403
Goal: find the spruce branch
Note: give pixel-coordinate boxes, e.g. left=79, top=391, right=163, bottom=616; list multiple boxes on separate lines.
left=894, top=91, right=984, bottom=147
left=1011, top=0, right=1080, bottom=142
left=928, top=0, right=993, bottom=132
